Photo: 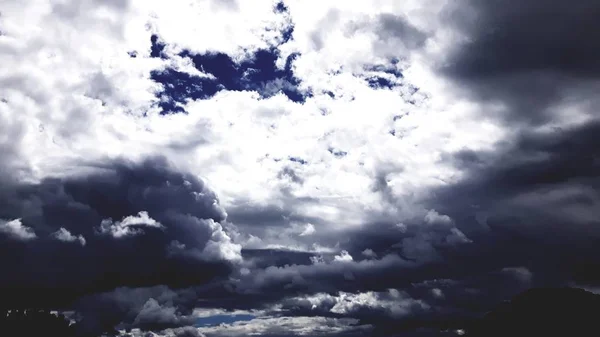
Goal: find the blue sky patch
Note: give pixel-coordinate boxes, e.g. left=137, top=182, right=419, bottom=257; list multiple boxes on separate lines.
left=366, top=76, right=396, bottom=89
left=150, top=34, right=168, bottom=59
left=149, top=3, right=304, bottom=114
left=274, top=1, right=288, bottom=14
left=150, top=68, right=220, bottom=114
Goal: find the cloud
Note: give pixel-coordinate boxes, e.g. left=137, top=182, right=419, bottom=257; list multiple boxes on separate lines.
left=299, top=223, right=315, bottom=236
left=440, top=0, right=600, bottom=126
left=284, top=290, right=430, bottom=319
left=97, top=211, right=164, bottom=239
left=333, top=251, right=354, bottom=263
left=189, top=316, right=369, bottom=337
left=3, top=0, right=600, bottom=335
left=52, top=227, right=86, bottom=246
left=230, top=253, right=416, bottom=298
left=0, top=218, right=36, bottom=241
left=361, top=249, right=377, bottom=259
left=132, top=298, right=189, bottom=330
left=0, top=157, right=241, bottom=335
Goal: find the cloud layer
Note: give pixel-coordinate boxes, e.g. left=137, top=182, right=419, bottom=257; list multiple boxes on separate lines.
left=1, top=0, right=600, bottom=336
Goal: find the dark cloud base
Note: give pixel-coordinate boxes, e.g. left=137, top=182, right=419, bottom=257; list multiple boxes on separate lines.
left=0, top=157, right=236, bottom=335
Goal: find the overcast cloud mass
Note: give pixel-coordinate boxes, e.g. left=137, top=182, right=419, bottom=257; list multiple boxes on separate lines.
left=1, top=0, right=600, bottom=336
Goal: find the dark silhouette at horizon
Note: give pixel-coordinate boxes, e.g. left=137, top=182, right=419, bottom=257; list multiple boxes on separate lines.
left=465, top=287, right=600, bottom=337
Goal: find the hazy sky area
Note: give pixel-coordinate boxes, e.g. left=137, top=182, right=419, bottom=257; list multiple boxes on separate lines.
left=1, top=0, right=600, bottom=336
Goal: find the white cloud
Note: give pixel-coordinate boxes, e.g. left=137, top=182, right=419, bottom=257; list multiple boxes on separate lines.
left=202, top=219, right=242, bottom=262
left=333, top=250, right=353, bottom=263
left=195, top=316, right=369, bottom=337
left=97, top=211, right=163, bottom=238
left=0, top=0, right=508, bottom=243
left=289, top=289, right=430, bottom=319
left=52, top=227, right=86, bottom=246
left=299, top=223, right=315, bottom=236
left=0, top=218, right=36, bottom=241
left=310, top=255, right=325, bottom=265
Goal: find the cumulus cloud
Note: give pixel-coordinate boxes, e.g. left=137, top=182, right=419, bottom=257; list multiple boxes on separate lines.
left=98, top=211, right=164, bottom=239
left=0, top=218, right=36, bottom=241
left=52, top=227, right=86, bottom=246
left=0, top=157, right=240, bottom=334
left=333, top=251, right=353, bottom=263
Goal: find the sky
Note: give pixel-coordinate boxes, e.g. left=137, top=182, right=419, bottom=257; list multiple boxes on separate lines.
left=0, top=0, right=600, bottom=336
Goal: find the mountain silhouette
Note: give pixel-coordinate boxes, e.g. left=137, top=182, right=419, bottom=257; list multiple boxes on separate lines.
left=0, top=309, right=77, bottom=336
left=465, top=287, right=600, bottom=337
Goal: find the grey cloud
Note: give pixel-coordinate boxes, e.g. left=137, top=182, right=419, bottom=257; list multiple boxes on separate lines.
left=5, top=2, right=600, bottom=336
left=0, top=156, right=239, bottom=335
left=282, top=290, right=431, bottom=320
left=132, top=298, right=190, bottom=330
left=376, top=13, right=428, bottom=50
left=73, top=284, right=204, bottom=335
left=0, top=218, right=37, bottom=241
left=173, top=326, right=206, bottom=337
left=310, top=9, right=341, bottom=50
left=421, top=119, right=600, bottom=295
left=341, top=210, right=471, bottom=266
left=409, top=0, right=600, bottom=304
left=435, top=121, right=600, bottom=243
left=231, top=253, right=416, bottom=298
left=441, top=0, right=600, bottom=125
left=52, top=227, right=86, bottom=246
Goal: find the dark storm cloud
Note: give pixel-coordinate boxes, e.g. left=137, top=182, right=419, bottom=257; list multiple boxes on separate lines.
left=436, top=120, right=600, bottom=239
left=267, top=3, right=600, bottom=326
left=72, top=285, right=204, bottom=335
left=232, top=253, right=415, bottom=299
left=446, top=0, right=600, bottom=78
left=378, top=0, right=600, bottom=313
left=429, top=120, right=600, bottom=288
left=0, top=156, right=239, bottom=334
left=442, top=0, right=600, bottom=124
left=318, top=118, right=600, bottom=333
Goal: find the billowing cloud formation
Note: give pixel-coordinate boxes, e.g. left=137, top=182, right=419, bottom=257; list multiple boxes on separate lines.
left=0, top=218, right=37, bottom=241
left=0, top=157, right=239, bottom=315
left=98, top=211, right=164, bottom=239
left=2, top=0, right=600, bottom=336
